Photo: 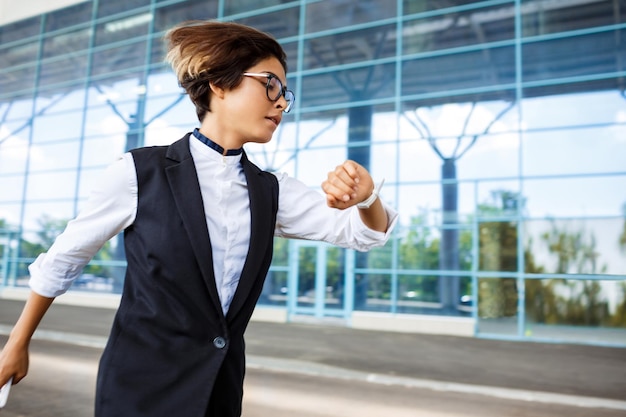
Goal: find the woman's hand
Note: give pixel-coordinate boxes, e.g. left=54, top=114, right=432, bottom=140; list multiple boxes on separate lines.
left=322, top=160, right=374, bottom=210
left=0, top=338, right=29, bottom=386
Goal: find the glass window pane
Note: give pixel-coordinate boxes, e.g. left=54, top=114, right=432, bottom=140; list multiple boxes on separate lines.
left=521, top=90, right=625, bottom=129
left=91, top=42, right=147, bottom=76
left=81, top=133, right=126, bottom=167
left=44, top=3, right=93, bottom=32
left=0, top=65, right=37, bottom=96
left=479, top=221, right=518, bottom=272
left=35, top=89, right=86, bottom=114
left=32, top=111, right=84, bottom=143
left=0, top=176, right=24, bottom=203
left=523, top=31, right=625, bottom=82
left=398, top=223, right=441, bottom=270
left=40, top=54, right=89, bottom=88
left=403, top=5, right=515, bottom=55
left=225, top=0, right=286, bottom=16
left=301, top=63, right=395, bottom=109
left=402, top=46, right=515, bottom=97
left=524, top=218, right=626, bottom=276
left=21, top=202, right=76, bottom=240
left=478, top=277, right=518, bottom=335
left=524, top=175, right=626, bottom=217
left=355, top=273, right=391, bottom=312
left=0, top=17, right=40, bottom=44
left=303, top=24, right=395, bottom=71
left=153, top=0, right=218, bottom=34
left=30, top=141, right=81, bottom=172
left=235, top=8, right=300, bottom=40
left=306, top=0, right=396, bottom=33
left=42, top=28, right=90, bottom=59
left=523, top=127, right=625, bottom=177
left=522, top=0, right=626, bottom=36
left=0, top=94, right=34, bottom=121
left=397, top=274, right=444, bottom=314
left=97, top=0, right=151, bottom=19
left=525, top=278, right=626, bottom=344
left=26, top=171, right=77, bottom=200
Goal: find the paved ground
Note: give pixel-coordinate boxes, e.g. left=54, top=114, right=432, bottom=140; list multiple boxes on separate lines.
left=1, top=298, right=625, bottom=416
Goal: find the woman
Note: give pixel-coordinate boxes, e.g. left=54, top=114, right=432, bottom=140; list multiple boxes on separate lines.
left=0, top=20, right=397, bottom=416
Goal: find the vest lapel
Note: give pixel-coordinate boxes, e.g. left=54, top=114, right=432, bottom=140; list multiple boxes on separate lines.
left=164, top=134, right=224, bottom=320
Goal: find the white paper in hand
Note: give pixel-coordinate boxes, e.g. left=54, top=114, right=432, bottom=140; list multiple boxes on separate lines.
left=0, top=377, right=12, bottom=408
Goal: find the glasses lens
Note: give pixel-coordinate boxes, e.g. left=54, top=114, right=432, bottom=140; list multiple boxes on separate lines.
left=284, top=90, right=295, bottom=113
left=266, top=76, right=283, bottom=101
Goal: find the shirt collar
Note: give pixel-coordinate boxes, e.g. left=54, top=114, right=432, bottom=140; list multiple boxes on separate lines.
left=193, top=128, right=243, bottom=156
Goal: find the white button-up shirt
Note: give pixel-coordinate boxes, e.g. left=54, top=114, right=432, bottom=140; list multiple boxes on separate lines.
left=29, top=134, right=398, bottom=314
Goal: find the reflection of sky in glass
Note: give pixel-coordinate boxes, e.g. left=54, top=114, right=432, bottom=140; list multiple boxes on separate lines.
left=0, top=87, right=625, bottom=270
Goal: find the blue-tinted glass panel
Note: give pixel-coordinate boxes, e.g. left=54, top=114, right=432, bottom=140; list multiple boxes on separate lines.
left=523, top=126, right=625, bottom=177
left=303, top=24, right=395, bottom=71
left=29, top=141, right=81, bottom=172
left=0, top=176, right=24, bottom=203
left=0, top=65, right=37, bottom=96
left=0, top=94, right=33, bottom=121
left=524, top=279, right=626, bottom=344
left=403, top=0, right=483, bottom=16
left=224, top=0, right=286, bottom=16
left=301, top=63, right=395, bottom=108
left=153, top=0, right=218, bottom=34
left=81, top=132, right=126, bottom=167
left=42, top=28, right=90, bottom=59
left=0, top=16, right=40, bottom=44
left=521, top=0, right=626, bottom=36
left=354, top=272, right=392, bottom=312
left=524, top=175, right=626, bottom=218
left=306, top=0, right=396, bottom=33
left=97, top=0, right=151, bottom=19
left=476, top=180, right=522, bottom=218
left=39, top=54, right=89, bottom=88
left=25, top=171, right=77, bottom=200
left=94, top=13, right=151, bottom=47
left=523, top=31, right=625, bottom=83
left=402, top=46, right=516, bottom=99
left=44, top=2, right=93, bottom=32
left=35, top=89, right=86, bottom=114
left=522, top=90, right=625, bottom=129
left=477, top=277, right=518, bottom=333
left=234, top=7, right=300, bottom=39
left=32, top=111, right=84, bottom=143
left=22, top=202, right=76, bottom=237
left=524, top=217, right=626, bottom=276
left=397, top=274, right=445, bottom=314
left=91, top=43, right=147, bottom=76
left=403, top=5, right=515, bottom=56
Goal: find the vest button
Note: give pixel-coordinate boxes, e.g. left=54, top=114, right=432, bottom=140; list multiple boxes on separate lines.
left=213, top=336, right=226, bottom=349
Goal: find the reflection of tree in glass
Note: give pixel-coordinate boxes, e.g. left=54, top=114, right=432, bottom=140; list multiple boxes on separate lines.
left=17, top=215, right=113, bottom=282
left=525, top=219, right=625, bottom=327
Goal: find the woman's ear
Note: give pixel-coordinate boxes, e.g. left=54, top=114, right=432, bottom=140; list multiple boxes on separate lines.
left=209, top=82, right=225, bottom=99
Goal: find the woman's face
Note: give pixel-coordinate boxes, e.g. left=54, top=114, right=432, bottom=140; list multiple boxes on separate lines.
left=218, top=56, right=289, bottom=146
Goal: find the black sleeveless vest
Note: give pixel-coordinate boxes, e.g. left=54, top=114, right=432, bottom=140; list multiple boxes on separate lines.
left=95, top=133, right=279, bottom=417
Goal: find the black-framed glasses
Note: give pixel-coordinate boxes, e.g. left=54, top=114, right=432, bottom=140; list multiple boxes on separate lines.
left=243, top=72, right=295, bottom=113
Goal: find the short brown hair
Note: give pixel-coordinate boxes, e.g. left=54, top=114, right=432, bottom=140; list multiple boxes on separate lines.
left=164, top=20, right=288, bottom=122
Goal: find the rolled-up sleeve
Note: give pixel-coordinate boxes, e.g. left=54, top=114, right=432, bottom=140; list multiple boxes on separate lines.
left=274, top=173, right=398, bottom=252
left=29, top=153, right=137, bottom=297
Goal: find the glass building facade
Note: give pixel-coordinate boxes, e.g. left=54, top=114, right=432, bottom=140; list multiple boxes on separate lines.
left=0, top=0, right=625, bottom=346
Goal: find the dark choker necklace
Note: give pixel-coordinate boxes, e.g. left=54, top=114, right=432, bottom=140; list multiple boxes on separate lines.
left=193, top=128, right=242, bottom=156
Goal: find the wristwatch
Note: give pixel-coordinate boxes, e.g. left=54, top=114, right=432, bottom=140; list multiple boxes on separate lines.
left=357, top=179, right=385, bottom=209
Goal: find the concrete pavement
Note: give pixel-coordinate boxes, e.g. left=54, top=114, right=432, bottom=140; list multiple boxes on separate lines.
left=1, top=297, right=625, bottom=415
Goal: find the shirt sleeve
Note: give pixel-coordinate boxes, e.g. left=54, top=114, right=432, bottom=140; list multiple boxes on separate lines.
left=28, top=153, right=138, bottom=297
left=273, top=172, right=398, bottom=252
